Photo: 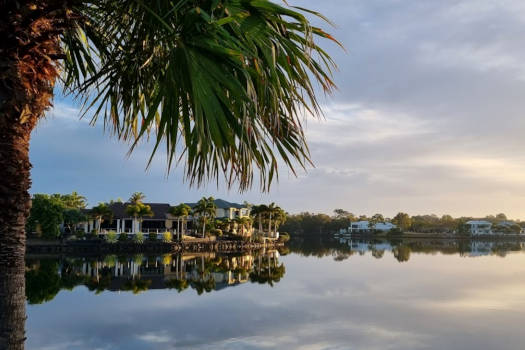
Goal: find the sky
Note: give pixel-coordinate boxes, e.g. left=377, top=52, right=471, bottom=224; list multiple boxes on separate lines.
left=30, top=0, right=525, bottom=218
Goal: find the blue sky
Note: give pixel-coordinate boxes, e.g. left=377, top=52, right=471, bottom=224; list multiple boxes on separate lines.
left=31, top=0, right=525, bottom=218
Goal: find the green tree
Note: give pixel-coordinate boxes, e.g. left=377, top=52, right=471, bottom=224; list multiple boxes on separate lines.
left=126, top=202, right=154, bottom=232
left=193, top=197, right=217, bottom=238
left=56, top=191, right=87, bottom=209
left=170, top=203, right=192, bottom=240
left=26, top=194, right=65, bottom=239
left=391, top=212, right=412, bottom=231
left=1, top=3, right=337, bottom=346
left=90, top=203, right=113, bottom=233
left=369, top=214, right=385, bottom=230
left=63, top=208, right=87, bottom=234
left=129, top=192, right=146, bottom=205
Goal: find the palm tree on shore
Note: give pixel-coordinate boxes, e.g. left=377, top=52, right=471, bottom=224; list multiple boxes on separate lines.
left=194, top=197, right=217, bottom=238
left=251, top=205, right=268, bottom=235
left=90, top=203, right=113, bottom=233
left=170, top=204, right=191, bottom=240
left=126, top=203, right=154, bottom=233
left=129, top=192, right=146, bottom=205
left=0, top=2, right=337, bottom=347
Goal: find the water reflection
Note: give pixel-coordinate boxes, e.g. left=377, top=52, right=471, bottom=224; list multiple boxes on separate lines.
left=6, top=239, right=525, bottom=349
left=289, top=236, right=525, bottom=262
left=25, top=250, right=285, bottom=304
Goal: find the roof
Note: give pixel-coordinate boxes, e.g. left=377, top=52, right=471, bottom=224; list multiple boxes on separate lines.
left=185, top=199, right=245, bottom=210
left=107, top=202, right=172, bottom=220
left=466, top=220, right=492, bottom=225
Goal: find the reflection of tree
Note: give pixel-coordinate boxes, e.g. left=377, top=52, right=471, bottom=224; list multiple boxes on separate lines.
left=249, top=259, right=286, bottom=287
left=122, top=278, right=152, bottom=294
left=25, top=260, right=61, bottom=304
left=165, top=278, right=189, bottom=293
left=190, top=277, right=216, bottom=295
left=392, top=245, right=411, bottom=262
left=371, top=249, right=385, bottom=259
left=85, top=275, right=112, bottom=295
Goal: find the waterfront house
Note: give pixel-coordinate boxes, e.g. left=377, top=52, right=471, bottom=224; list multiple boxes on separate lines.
left=348, top=221, right=396, bottom=233
left=465, top=220, right=492, bottom=235
left=80, top=199, right=251, bottom=235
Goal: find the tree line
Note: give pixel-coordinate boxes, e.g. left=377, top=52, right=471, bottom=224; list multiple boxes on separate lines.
left=280, top=210, right=524, bottom=236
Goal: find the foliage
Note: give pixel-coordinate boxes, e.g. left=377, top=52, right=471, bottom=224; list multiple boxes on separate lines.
left=277, top=233, right=290, bottom=243
left=25, top=260, right=62, bottom=304
left=62, top=0, right=338, bottom=191
left=122, top=278, right=152, bottom=294
left=118, top=233, right=129, bottom=242
left=133, top=232, right=145, bottom=244
left=54, top=191, right=87, bottom=209
left=126, top=202, right=154, bottom=220
left=106, top=231, right=118, bottom=243
left=163, top=231, right=173, bottom=243
left=26, top=194, right=65, bottom=239
left=63, top=208, right=87, bottom=234
left=391, top=212, right=412, bottom=231
left=210, top=228, right=223, bottom=237
left=148, top=232, right=158, bottom=242
left=129, top=192, right=146, bottom=204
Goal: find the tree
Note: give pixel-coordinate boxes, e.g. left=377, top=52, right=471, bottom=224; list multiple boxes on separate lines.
left=368, top=214, right=385, bottom=230
left=55, top=191, right=87, bottom=209
left=90, top=203, right=113, bottom=233
left=193, top=197, right=217, bottom=238
left=63, top=209, right=87, bottom=234
left=126, top=202, right=154, bottom=233
left=26, top=194, right=65, bottom=239
left=170, top=204, right=192, bottom=240
left=391, top=212, right=412, bottom=231
left=1, top=3, right=337, bottom=346
left=129, top=192, right=146, bottom=205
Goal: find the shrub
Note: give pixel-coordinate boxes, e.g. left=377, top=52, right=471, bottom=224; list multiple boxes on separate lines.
left=210, top=228, right=223, bottom=237
left=133, top=232, right=145, bottom=244
left=278, top=233, right=290, bottom=243
left=106, top=231, right=118, bottom=243
left=388, top=227, right=404, bottom=236
left=75, top=230, right=85, bottom=239
left=163, top=231, right=173, bottom=243
left=148, top=232, right=158, bottom=242
left=118, top=232, right=129, bottom=242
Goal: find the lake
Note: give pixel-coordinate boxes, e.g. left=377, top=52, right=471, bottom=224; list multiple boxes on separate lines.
left=22, top=238, right=525, bottom=349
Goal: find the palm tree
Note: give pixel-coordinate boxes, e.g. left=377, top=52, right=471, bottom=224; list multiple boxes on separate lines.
left=126, top=202, right=154, bottom=233
left=1, top=2, right=337, bottom=346
left=272, top=207, right=286, bottom=237
left=193, top=197, right=217, bottom=238
left=129, top=192, right=145, bottom=204
left=90, top=203, right=113, bottom=233
left=169, top=203, right=191, bottom=240
left=251, top=204, right=268, bottom=235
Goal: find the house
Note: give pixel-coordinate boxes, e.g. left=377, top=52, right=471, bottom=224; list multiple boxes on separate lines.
left=185, top=199, right=250, bottom=220
left=348, top=221, right=396, bottom=233
left=80, top=199, right=251, bottom=234
left=465, top=220, right=492, bottom=235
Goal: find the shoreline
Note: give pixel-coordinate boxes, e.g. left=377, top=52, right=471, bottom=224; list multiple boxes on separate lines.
left=26, top=238, right=284, bottom=255
left=336, top=233, right=525, bottom=240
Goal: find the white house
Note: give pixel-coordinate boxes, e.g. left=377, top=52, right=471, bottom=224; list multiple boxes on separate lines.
left=465, top=220, right=492, bottom=235
left=348, top=221, right=396, bottom=233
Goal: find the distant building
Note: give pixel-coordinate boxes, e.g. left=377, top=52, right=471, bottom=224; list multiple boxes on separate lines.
left=465, top=220, right=492, bottom=235
left=348, top=221, right=396, bottom=233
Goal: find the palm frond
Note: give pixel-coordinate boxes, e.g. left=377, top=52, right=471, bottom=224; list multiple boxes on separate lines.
left=61, top=0, right=339, bottom=191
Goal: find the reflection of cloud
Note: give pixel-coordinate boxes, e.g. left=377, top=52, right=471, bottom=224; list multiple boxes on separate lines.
left=421, top=283, right=525, bottom=311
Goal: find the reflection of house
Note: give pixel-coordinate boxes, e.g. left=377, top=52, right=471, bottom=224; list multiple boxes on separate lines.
left=348, top=221, right=396, bottom=233
left=465, top=220, right=492, bottom=235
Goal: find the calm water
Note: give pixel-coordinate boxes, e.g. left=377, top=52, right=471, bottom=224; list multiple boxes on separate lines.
left=23, top=238, right=525, bottom=349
